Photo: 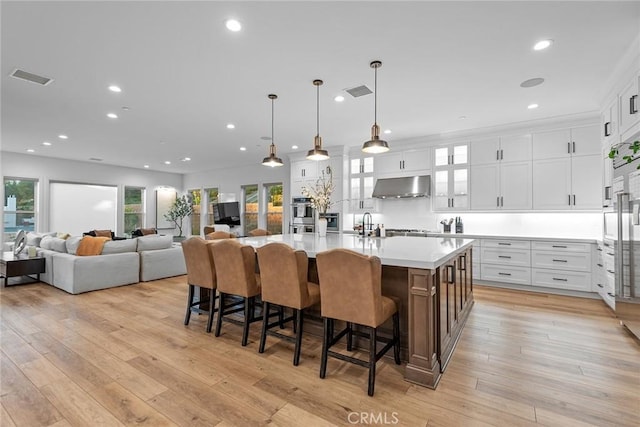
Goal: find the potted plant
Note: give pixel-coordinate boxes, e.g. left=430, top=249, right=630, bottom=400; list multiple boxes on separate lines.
left=164, top=195, right=193, bottom=240
left=301, top=167, right=335, bottom=237
left=609, top=140, right=640, bottom=168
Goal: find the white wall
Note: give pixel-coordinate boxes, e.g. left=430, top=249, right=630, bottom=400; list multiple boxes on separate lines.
left=1, top=152, right=183, bottom=235
left=183, top=161, right=289, bottom=235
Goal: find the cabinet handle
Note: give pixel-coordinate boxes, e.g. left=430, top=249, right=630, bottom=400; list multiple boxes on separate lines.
left=607, top=269, right=615, bottom=274
left=568, top=195, right=571, bottom=206
left=552, top=245, right=567, bottom=248
left=501, top=149, right=504, bottom=160
left=498, top=255, right=511, bottom=259
left=607, top=292, right=615, bottom=298
left=597, top=247, right=603, bottom=251
left=552, top=259, right=568, bottom=263
left=498, top=272, right=511, bottom=276
left=604, top=122, right=611, bottom=137
left=552, top=277, right=568, bottom=282
left=497, top=196, right=500, bottom=207
left=447, top=265, right=456, bottom=283
left=573, top=141, right=576, bottom=153
left=501, top=196, right=504, bottom=207
left=459, top=254, right=466, bottom=270
left=597, top=263, right=604, bottom=267
left=567, top=142, right=571, bottom=154
left=573, top=194, right=576, bottom=206
left=498, top=242, right=511, bottom=246
left=597, top=283, right=604, bottom=288
left=606, top=252, right=614, bottom=256
left=497, top=150, right=500, bottom=160
left=631, top=94, right=638, bottom=115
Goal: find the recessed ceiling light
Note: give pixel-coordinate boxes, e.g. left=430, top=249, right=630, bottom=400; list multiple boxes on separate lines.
left=520, top=77, right=545, bottom=88
left=291, top=145, right=298, bottom=149
left=58, top=134, right=68, bottom=139
left=225, top=19, right=242, bottom=32
left=334, top=95, right=345, bottom=102
left=226, top=123, right=235, bottom=129
left=143, top=164, right=150, bottom=168
left=180, top=157, right=191, bottom=162
left=533, top=39, right=553, bottom=51
left=383, top=129, right=392, bottom=134
left=108, top=85, right=122, bottom=93
left=42, top=141, right=52, bottom=146
left=458, top=116, right=467, bottom=120
left=107, top=113, right=118, bottom=119
left=26, top=148, right=35, bottom=153
left=121, top=106, right=130, bottom=111
left=240, top=147, right=247, bottom=151
left=528, top=103, right=539, bottom=109
left=164, top=160, right=171, bottom=165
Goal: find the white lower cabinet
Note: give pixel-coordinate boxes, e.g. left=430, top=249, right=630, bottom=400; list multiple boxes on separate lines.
left=482, top=247, right=530, bottom=267
left=531, top=269, right=591, bottom=292
left=481, top=264, right=531, bottom=285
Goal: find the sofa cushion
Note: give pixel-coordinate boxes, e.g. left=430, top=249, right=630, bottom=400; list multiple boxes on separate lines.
left=26, top=231, right=57, bottom=247
left=66, top=236, right=82, bottom=255
left=40, top=236, right=68, bottom=253
left=136, top=234, right=173, bottom=251
left=102, top=239, right=138, bottom=254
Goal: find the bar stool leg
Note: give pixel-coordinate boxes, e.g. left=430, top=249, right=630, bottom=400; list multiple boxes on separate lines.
left=184, top=284, right=194, bottom=325
left=215, top=292, right=225, bottom=337
left=279, top=306, right=285, bottom=329
left=346, top=322, right=353, bottom=351
left=242, top=297, right=251, bottom=346
left=293, top=309, right=304, bottom=366
left=206, top=288, right=216, bottom=333
left=320, top=317, right=330, bottom=379
left=259, top=301, right=270, bottom=353
left=368, top=327, right=377, bottom=396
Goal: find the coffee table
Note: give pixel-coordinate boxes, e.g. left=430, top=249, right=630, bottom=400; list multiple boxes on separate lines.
left=0, top=252, right=46, bottom=286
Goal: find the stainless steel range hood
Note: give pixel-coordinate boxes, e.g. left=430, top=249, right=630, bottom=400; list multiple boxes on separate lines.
left=372, top=175, right=431, bottom=199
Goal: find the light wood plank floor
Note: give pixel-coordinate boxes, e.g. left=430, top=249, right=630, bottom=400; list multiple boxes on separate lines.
left=1, top=278, right=638, bottom=426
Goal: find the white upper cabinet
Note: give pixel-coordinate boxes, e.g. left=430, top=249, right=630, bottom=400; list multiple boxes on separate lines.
left=470, top=161, right=532, bottom=210
left=532, top=125, right=600, bottom=160
left=291, top=159, right=318, bottom=182
left=619, top=72, right=640, bottom=140
left=350, top=156, right=376, bottom=212
left=471, top=134, right=531, bottom=165
left=601, top=96, right=619, bottom=147
left=433, top=143, right=469, bottom=211
left=375, top=147, right=430, bottom=177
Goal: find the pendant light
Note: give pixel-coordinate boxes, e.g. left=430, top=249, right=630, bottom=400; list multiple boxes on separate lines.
left=362, top=60, right=390, bottom=154
left=306, top=79, right=329, bottom=161
left=262, top=94, right=283, bottom=167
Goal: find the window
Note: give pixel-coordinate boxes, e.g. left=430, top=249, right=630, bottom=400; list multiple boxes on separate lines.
left=243, top=184, right=259, bottom=234
left=265, top=183, right=283, bottom=234
left=189, top=189, right=201, bottom=236
left=3, top=178, right=37, bottom=241
left=205, top=187, right=219, bottom=227
left=49, top=182, right=117, bottom=236
left=124, top=187, right=145, bottom=233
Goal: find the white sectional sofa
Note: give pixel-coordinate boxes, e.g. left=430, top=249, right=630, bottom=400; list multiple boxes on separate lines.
left=33, top=233, right=186, bottom=294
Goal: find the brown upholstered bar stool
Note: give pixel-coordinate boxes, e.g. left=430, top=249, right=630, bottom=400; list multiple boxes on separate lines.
left=206, top=231, right=236, bottom=240
left=209, top=239, right=262, bottom=346
left=181, top=237, right=218, bottom=333
left=256, top=243, right=320, bottom=365
left=316, top=248, right=401, bottom=396
left=248, top=228, right=271, bottom=237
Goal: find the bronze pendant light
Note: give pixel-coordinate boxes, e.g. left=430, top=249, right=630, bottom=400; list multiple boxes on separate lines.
left=306, top=79, right=329, bottom=161
left=362, top=60, right=390, bottom=154
left=262, top=94, right=284, bottom=167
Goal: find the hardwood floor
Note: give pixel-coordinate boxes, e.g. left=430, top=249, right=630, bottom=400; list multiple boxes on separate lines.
left=1, top=278, right=638, bottom=426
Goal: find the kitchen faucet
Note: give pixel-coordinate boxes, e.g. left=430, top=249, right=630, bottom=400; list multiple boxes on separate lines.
left=362, top=212, right=373, bottom=236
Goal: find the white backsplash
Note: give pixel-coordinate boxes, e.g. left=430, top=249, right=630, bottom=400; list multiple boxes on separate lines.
left=344, top=198, right=603, bottom=239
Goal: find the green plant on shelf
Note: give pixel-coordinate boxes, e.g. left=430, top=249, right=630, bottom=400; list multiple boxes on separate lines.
left=608, top=140, right=640, bottom=169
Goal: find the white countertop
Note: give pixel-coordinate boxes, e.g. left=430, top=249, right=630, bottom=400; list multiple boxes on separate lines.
left=425, top=232, right=597, bottom=244
left=237, top=233, right=475, bottom=269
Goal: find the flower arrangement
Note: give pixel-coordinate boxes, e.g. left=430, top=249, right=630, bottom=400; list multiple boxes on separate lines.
left=301, top=166, right=335, bottom=215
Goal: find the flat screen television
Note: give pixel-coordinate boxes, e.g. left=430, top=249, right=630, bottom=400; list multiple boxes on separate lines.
left=213, top=201, right=241, bottom=226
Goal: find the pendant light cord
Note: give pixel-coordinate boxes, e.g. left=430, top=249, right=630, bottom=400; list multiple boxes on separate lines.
left=316, top=83, right=320, bottom=137
left=374, top=65, right=378, bottom=125
left=271, top=97, right=275, bottom=147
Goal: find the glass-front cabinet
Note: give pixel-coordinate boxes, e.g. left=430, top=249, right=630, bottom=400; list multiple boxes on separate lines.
left=433, top=143, right=469, bottom=210
left=350, top=156, right=375, bottom=211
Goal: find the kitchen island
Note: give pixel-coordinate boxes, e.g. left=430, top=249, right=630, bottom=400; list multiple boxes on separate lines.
left=238, top=232, right=475, bottom=389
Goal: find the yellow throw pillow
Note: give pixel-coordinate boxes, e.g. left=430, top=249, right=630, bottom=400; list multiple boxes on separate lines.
left=57, top=232, right=71, bottom=240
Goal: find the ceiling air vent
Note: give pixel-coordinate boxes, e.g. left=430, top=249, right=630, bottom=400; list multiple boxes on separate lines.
left=345, top=85, right=372, bottom=98
left=10, top=69, right=53, bottom=86
left=89, top=157, right=103, bottom=162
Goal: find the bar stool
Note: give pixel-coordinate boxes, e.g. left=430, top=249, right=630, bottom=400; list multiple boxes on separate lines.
left=316, top=248, right=401, bottom=396
left=203, top=225, right=216, bottom=235
left=256, top=243, right=320, bottom=365
left=206, top=231, right=236, bottom=240
left=248, top=228, right=271, bottom=236
left=181, top=237, right=218, bottom=333
left=209, top=239, right=262, bottom=346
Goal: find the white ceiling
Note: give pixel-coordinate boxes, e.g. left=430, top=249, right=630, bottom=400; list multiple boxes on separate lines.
left=2, top=1, right=639, bottom=174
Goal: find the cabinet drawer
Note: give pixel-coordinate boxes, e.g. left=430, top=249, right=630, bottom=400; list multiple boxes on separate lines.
left=481, top=247, right=530, bottom=267
left=481, top=265, right=531, bottom=285
left=531, top=251, right=591, bottom=272
left=482, top=239, right=530, bottom=250
left=531, top=241, right=591, bottom=253
left=531, top=269, right=591, bottom=291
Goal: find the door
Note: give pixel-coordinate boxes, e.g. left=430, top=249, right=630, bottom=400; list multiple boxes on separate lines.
left=402, top=148, right=431, bottom=172
left=500, top=134, right=532, bottom=162
left=570, top=125, right=600, bottom=156
left=532, top=157, right=571, bottom=210
left=501, top=161, right=532, bottom=209
left=532, top=129, right=571, bottom=160
left=571, top=154, right=602, bottom=209
left=470, top=164, right=499, bottom=209
left=470, top=137, right=500, bottom=166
